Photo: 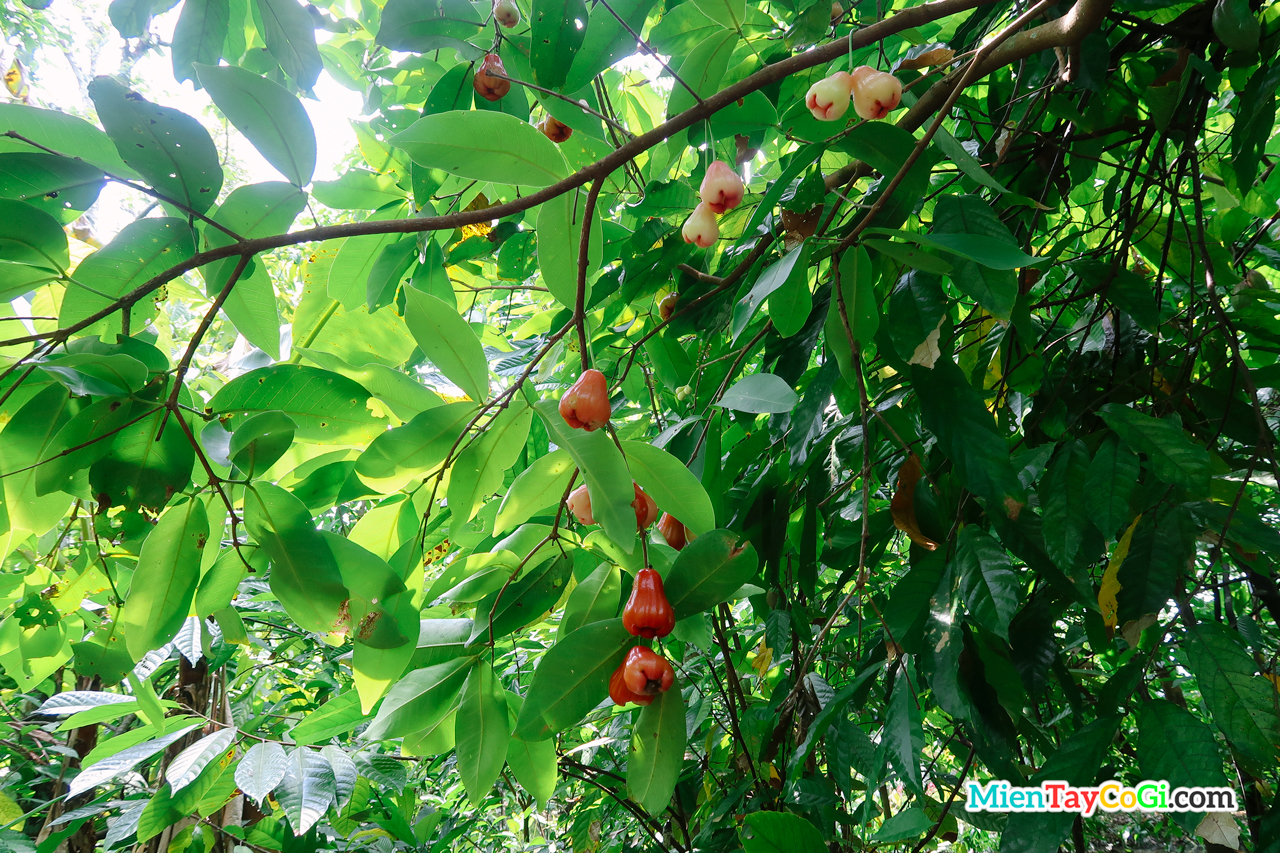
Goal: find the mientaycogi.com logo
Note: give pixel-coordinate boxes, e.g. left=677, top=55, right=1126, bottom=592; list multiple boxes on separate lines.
left=965, top=780, right=1238, bottom=818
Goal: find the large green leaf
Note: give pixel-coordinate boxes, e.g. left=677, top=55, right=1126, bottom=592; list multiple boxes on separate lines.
left=1098, top=404, right=1211, bottom=495
left=236, top=741, right=288, bottom=803
left=244, top=483, right=349, bottom=633
left=537, top=187, right=603, bottom=308
left=1137, top=699, right=1228, bottom=831
left=561, top=0, right=658, bottom=92
left=514, top=618, right=633, bottom=740
left=375, top=0, right=483, bottom=51
left=911, top=359, right=1024, bottom=513
left=391, top=112, right=568, bottom=188
left=209, top=365, right=385, bottom=444
left=357, top=401, right=476, bottom=482
left=1038, top=440, right=1090, bottom=571
left=494, top=448, right=574, bottom=533
left=470, top=549, right=573, bottom=643
left=1183, top=622, right=1280, bottom=774
left=0, top=199, right=68, bottom=276
left=120, top=498, right=208, bottom=659
left=455, top=662, right=509, bottom=806
left=0, top=103, right=136, bottom=176
left=253, top=0, right=323, bottom=89
left=716, top=373, right=799, bottom=414
left=171, top=0, right=229, bottom=83
left=559, top=562, right=620, bottom=636
left=59, top=218, right=195, bottom=337
left=535, top=400, right=636, bottom=551
left=365, top=657, right=477, bottom=740
left=196, top=65, right=316, bottom=186
left=87, top=77, right=223, bottom=214
left=1083, top=435, right=1139, bottom=538
left=276, top=748, right=336, bottom=834
left=663, top=529, right=758, bottom=619
left=0, top=154, right=105, bottom=223
left=88, top=402, right=195, bottom=512
left=531, top=0, right=587, bottom=89
left=626, top=686, right=684, bottom=814
left=448, top=401, right=532, bottom=525
left=291, top=691, right=369, bottom=747
left=618, top=440, right=714, bottom=535
left=955, top=525, right=1019, bottom=641
left=1115, top=506, right=1194, bottom=624
left=929, top=194, right=1020, bottom=321
left=403, top=289, right=490, bottom=403
left=504, top=692, right=557, bottom=809
left=666, top=30, right=737, bottom=117
left=35, top=398, right=140, bottom=496
left=740, top=812, right=826, bottom=853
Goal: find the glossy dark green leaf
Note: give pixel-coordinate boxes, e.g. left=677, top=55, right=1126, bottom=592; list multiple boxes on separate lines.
left=1098, top=403, right=1210, bottom=495
left=1136, top=699, right=1228, bottom=831
left=1038, top=440, right=1090, bottom=571
left=88, top=77, right=223, bottom=214
left=559, top=562, right=620, bottom=636
left=930, top=194, right=1019, bottom=321
left=1183, top=621, right=1280, bottom=774
left=626, top=685, right=684, bottom=814
left=955, top=525, right=1019, bottom=641
left=663, top=529, right=758, bottom=619
left=0, top=153, right=106, bottom=222
left=1083, top=435, right=1139, bottom=538
left=470, top=549, right=573, bottom=643
left=88, top=404, right=195, bottom=512
left=365, top=657, right=477, bottom=740
left=455, top=662, right=509, bottom=805
left=740, top=812, right=826, bottom=853
left=514, top=618, right=633, bottom=740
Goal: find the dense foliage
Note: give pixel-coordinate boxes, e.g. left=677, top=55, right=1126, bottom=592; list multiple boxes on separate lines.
left=0, top=0, right=1278, bottom=848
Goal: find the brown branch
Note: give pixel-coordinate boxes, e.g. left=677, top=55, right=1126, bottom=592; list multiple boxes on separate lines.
left=577, top=179, right=605, bottom=372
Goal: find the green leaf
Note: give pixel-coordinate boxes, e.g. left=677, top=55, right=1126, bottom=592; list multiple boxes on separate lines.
left=448, top=401, right=533, bottom=525
left=1098, top=404, right=1210, bottom=495
left=1115, top=506, right=1193, bottom=624
left=291, top=690, right=368, bottom=747
left=59, top=218, right=195, bottom=337
left=1183, top=621, right=1280, bottom=774
left=391, top=112, right=568, bottom=188
left=1137, top=699, right=1228, bottom=831
left=403, top=289, right=490, bottom=402
left=537, top=187, right=603, bottom=308
left=667, top=30, right=737, bottom=117
left=0, top=103, right=136, bottom=176
left=312, top=169, right=406, bottom=210
left=276, top=748, right=336, bottom=834
left=1084, top=435, right=1139, bottom=538
left=0, top=198, right=69, bottom=274
left=618, top=440, right=714, bottom=535
left=244, top=483, right=349, bottom=633
left=929, top=194, right=1021, bottom=321
left=375, top=0, right=483, bottom=51
left=253, top=0, right=323, bottom=89
left=67, top=722, right=202, bottom=797
left=955, top=525, right=1019, bottom=641
left=834, top=245, right=880, bottom=347
left=732, top=244, right=805, bottom=341
left=326, top=204, right=411, bottom=309
left=1038, top=440, right=1090, bottom=571
left=357, top=401, right=476, bottom=483
left=531, top=0, right=587, bottom=89
left=885, top=659, right=924, bottom=790
left=911, top=359, right=1024, bottom=512
left=87, top=77, right=223, bottom=215
left=365, top=657, right=477, bottom=740
left=690, top=0, right=744, bottom=30
left=235, top=742, right=288, bottom=802
left=89, top=404, right=195, bottom=513
left=514, top=618, right=633, bottom=740
left=455, top=662, right=509, bottom=806
left=535, top=399, right=637, bottom=552
left=167, top=728, right=236, bottom=793
left=171, top=0, right=228, bottom=83
left=504, top=693, right=558, bottom=809
left=871, top=807, right=932, bottom=843
left=195, top=64, right=317, bottom=186
left=932, top=127, right=1010, bottom=193
left=740, top=812, right=826, bottom=853
left=626, top=685, right=684, bottom=814
left=0, top=153, right=105, bottom=223
left=120, top=499, right=208, bottom=660
left=562, top=0, right=658, bottom=92
left=559, top=562, right=620, bottom=636
left=998, top=716, right=1120, bottom=853
left=470, top=549, right=573, bottom=643
left=367, top=236, right=418, bottom=312
left=39, top=352, right=148, bottom=397
left=495, top=448, right=574, bottom=534
left=209, top=364, right=385, bottom=444
left=229, top=411, right=296, bottom=475
left=663, top=529, right=759, bottom=619
left=1212, top=0, right=1259, bottom=50
left=322, top=532, right=410, bottom=649
left=716, top=373, right=799, bottom=414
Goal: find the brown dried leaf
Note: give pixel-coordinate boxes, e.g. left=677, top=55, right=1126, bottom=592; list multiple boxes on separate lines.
left=890, top=454, right=939, bottom=550
left=900, top=48, right=955, bottom=70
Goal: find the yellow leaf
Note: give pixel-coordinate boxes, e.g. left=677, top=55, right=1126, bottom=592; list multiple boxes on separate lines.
left=751, top=636, right=773, bottom=676
left=1098, top=516, right=1141, bottom=629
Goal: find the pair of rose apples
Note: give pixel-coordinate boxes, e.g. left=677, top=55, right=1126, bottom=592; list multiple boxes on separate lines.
left=560, top=372, right=685, bottom=706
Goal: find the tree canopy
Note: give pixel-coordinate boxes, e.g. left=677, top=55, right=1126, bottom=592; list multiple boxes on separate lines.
left=0, top=0, right=1277, bottom=849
